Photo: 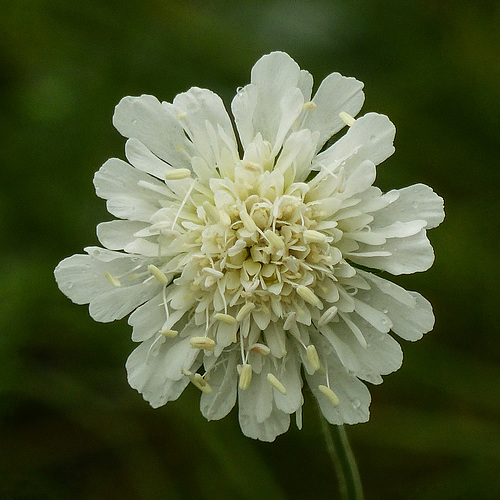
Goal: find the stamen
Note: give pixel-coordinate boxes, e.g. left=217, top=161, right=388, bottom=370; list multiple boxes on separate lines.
left=267, top=373, right=287, bottom=395
left=148, top=264, right=170, bottom=285
left=171, top=180, right=195, bottom=230
left=214, top=313, right=236, bottom=325
left=296, top=285, right=321, bottom=307
left=105, top=271, right=121, bottom=287
left=249, top=343, right=271, bottom=355
left=190, top=337, right=216, bottom=351
left=339, top=111, right=356, bottom=127
left=318, top=305, right=338, bottom=327
left=238, top=363, right=252, bottom=389
left=318, top=384, right=340, bottom=406
left=190, top=373, right=212, bottom=393
left=306, top=345, right=321, bottom=372
left=236, top=302, right=256, bottom=322
left=165, top=168, right=192, bottom=180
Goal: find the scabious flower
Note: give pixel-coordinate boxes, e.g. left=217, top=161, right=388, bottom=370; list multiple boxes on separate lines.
left=55, top=52, right=444, bottom=441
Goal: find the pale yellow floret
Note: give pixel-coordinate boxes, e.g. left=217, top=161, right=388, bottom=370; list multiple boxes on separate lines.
left=267, top=373, right=287, bottom=395
left=241, top=160, right=261, bottom=171
left=105, top=271, right=121, bottom=287
left=202, top=267, right=224, bottom=279
left=190, top=337, right=216, bottom=351
left=239, top=209, right=258, bottom=233
left=191, top=373, right=212, bottom=393
left=306, top=345, right=321, bottom=372
left=148, top=264, right=170, bottom=285
left=159, top=328, right=178, bottom=338
left=318, top=385, right=340, bottom=406
left=214, top=313, right=236, bottom=325
left=239, top=363, right=253, bottom=389
left=264, top=229, right=285, bottom=249
left=165, top=168, right=192, bottom=180
left=236, top=302, right=256, bottom=322
left=296, top=285, right=321, bottom=307
left=339, top=111, right=356, bottom=127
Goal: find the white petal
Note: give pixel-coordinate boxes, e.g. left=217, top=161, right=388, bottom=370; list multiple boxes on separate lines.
left=306, top=342, right=371, bottom=424
left=238, top=378, right=291, bottom=442
left=275, top=129, right=320, bottom=181
left=55, top=249, right=159, bottom=322
left=355, top=271, right=435, bottom=340
left=97, top=220, right=149, bottom=250
left=299, top=72, right=365, bottom=151
left=271, top=350, right=303, bottom=415
left=126, top=332, right=202, bottom=408
left=128, top=293, right=164, bottom=341
left=316, top=112, right=396, bottom=170
left=113, top=95, right=194, bottom=169
left=348, top=229, right=435, bottom=275
left=232, top=52, right=304, bottom=154
left=200, top=351, right=238, bottom=420
left=94, top=158, right=163, bottom=221
left=320, top=318, right=403, bottom=384
left=373, top=183, right=445, bottom=230
left=169, top=87, right=238, bottom=167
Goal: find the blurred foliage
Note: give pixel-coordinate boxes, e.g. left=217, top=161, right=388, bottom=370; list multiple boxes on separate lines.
left=1, top=0, right=499, bottom=498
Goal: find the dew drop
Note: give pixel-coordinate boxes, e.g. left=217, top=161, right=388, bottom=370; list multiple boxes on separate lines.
left=369, top=134, right=377, bottom=142
left=352, top=399, right=361, bottom=409
left=67, top=282, right=74, bottom=289
left=132, top=119, right=138, bottom=125
left=382, top=308, right=388, bottom=314
left=412, top=201, right=419, bottom=209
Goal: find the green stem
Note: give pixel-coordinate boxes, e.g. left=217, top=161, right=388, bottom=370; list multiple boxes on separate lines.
left=319, top=416, right=364, bottom=500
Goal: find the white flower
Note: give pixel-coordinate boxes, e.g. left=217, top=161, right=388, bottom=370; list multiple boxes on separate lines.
left=55, top=52, right=444, bottom=442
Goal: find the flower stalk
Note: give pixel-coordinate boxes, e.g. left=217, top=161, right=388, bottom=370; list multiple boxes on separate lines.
left=320, top=417, right=364, bottom=500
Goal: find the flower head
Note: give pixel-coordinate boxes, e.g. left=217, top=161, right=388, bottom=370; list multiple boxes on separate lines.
left=55, top=52, right=444, bottom=441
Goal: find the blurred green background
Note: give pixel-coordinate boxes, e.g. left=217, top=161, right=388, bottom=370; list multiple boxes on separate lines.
left=1, top=0, right=499, bottom=498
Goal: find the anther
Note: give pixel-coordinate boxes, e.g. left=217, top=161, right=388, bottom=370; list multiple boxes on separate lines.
left=306, top=345, right=321, bottom=372
left=165, top=168, right=192, bottom=180
left=303, top=101, right=317, bottom=110
left=318, top=385, right=340, bottom=406
left=159, top=328, right=178, bottom=338
left=264, top=229, right=285, bottom=249
left=214, top=313, right=236, bottom=325
left=303, top=229, right=328, bottom=244
left=236, top=302, right=256, bottom=322
left=241, top=160, right=260, bottom=171
left=318, top=305, right=338, bottom=326
left=148, top=264, right=170, bottom=285
left=239, top=363, right=253, bottom=390
left=190, top=373, right=212, bottom=393
left=339, top=111, right=356, bottom=127
left=190, top=337, right=216, bottom=351
left=105, top=271, right=121, bottom=287
left=296, top=285, right=321, bottom=307
left=267, top=373, right=287, bottom=395
left=250, top=343, right=271, bottom=355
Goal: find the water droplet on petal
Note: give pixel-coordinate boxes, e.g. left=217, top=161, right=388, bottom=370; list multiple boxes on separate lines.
left=352, top=399, right=361, bottom=409
left=382, top=308, right=388, bottom=314
left=370, top=135, right=377, bottom=142
left=67, top=282, right=74, bottom=289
